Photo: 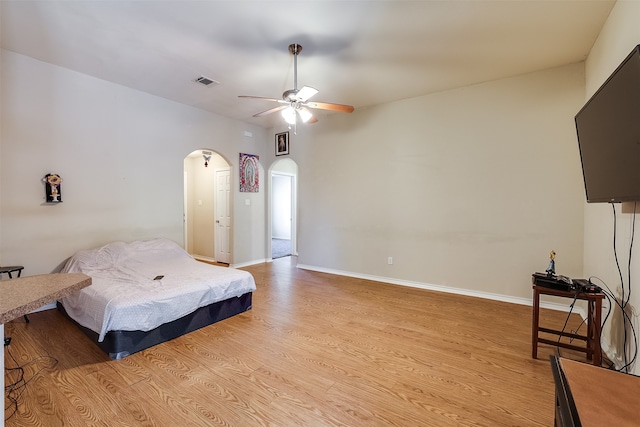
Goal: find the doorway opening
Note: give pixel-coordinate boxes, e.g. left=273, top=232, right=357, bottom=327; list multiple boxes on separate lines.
left=270, top=158, right=298, bottom=259
left=184, top=149, right=232, bottom=264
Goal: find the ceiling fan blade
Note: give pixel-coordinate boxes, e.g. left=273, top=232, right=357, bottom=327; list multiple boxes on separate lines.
left=238, top=95, right=285, bottom=103
left=239, top=44, right=353, bottom=124
left=253, top=105, right=288, bottom=117
left=304, top=101, right=354, bottom=113
left=296, top=86, right=318, bottom=102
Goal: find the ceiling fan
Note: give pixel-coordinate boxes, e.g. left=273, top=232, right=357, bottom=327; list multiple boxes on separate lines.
left=239, top=43, right=354, bottom=126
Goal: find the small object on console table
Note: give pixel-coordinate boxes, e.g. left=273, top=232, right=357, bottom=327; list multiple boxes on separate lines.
left=545, top=250, right=556, bottom=275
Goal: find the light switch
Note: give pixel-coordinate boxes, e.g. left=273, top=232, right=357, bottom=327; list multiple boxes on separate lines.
left=245, top=199, right=251, bottom=206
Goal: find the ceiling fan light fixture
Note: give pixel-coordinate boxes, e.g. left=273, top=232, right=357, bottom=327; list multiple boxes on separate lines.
left=239, top=43, right=354, bottom=123
left=281, top=106, right=297, bottom=124
left=298, top=107, right=313, bottom=123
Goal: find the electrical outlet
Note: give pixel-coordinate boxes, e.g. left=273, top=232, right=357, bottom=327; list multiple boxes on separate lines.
left=388, top=257, right=393, bottom=265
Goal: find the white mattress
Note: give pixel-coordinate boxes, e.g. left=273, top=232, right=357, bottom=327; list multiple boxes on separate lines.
left=60, top=238, right=256, bottom=341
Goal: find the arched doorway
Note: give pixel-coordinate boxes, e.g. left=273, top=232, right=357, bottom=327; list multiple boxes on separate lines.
left=270, top=158, right=298, bottom=259
left=184, top=149, right=232, bottom=264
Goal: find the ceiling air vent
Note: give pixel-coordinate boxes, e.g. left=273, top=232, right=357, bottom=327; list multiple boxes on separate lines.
left=194, top=76, right=219, bottom=87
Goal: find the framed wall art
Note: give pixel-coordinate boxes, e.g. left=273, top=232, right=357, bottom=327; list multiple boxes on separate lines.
left=43, top=173, right=63, bottom=203
left=275, top=131, right=289, bottom=156
left=239, top=153, right=259, bottom=192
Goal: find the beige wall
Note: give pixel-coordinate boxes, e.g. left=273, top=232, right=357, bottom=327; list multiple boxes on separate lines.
left=0, top=9, right=3, bottom=267
left=184, top=151, right=229, bottom=259
left=286, top=64, right=586, bottom=302
left=583, top=0, right=640, bottom=375
left=0, top=50, right=268, bottom=273
left=4, top=21, right=630, bottom=368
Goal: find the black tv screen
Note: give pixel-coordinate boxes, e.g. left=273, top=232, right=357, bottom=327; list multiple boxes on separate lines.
left=575, top=44, right=640, bottom=203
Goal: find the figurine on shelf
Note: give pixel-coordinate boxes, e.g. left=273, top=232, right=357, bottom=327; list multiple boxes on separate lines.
left=545, top=250, right=556, bottom=276
left=44, top=173, right=63, bottom=203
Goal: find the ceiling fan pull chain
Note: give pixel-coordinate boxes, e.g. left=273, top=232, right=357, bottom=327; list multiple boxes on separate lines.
left=287, top=120, right=297, bottom=135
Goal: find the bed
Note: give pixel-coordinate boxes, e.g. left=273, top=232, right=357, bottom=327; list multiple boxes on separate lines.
left=57, top=238, right=256, bottom=359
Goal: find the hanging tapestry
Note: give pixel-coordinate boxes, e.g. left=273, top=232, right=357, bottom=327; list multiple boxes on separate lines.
left=239, top=153, right=259, bottom=193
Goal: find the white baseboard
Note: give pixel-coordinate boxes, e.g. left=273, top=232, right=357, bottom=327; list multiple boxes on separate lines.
left=294, top=264, right=622, bottom=362
left=296, top=263, right=577, bottom=313
left=37, top=302, right=57, bottom=311
left=20, top=301, right=57, bottom=314
left=232, top=258, right=269, bottom=269
left=193, top=255, right=217, bottom=263
left=31, top=262, right=608, bottom=365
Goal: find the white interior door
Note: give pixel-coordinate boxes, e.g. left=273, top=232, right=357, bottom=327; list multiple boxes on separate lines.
left=215, top=168, right=231, bottom=263
left=272, top=174, right=293, bottom=240
left=183, top=171, right=189, bottom=252
left=1, top=324, right=4, bottom=427
left=271, top=171, right=297, bottom=259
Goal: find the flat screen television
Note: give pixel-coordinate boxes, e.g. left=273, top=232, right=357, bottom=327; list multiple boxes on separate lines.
left=575, top=44, right=640, bottom=203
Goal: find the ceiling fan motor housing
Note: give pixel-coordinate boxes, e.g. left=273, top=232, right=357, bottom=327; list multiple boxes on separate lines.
left=283, top=89, right=299, bottom=101
left=239, top=42, right=354, bottom=121
left=288, top=44, right=302, bottom=55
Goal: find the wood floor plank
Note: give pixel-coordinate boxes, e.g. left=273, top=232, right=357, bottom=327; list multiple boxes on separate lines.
left=5, top=257, right=593, bottom=426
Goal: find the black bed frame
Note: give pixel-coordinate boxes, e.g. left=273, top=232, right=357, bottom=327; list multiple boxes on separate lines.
left=57, top=292, right=252, bottom=359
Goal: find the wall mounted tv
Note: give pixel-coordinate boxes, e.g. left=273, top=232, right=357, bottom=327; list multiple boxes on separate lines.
left=575, top=44, right=640, bottom=203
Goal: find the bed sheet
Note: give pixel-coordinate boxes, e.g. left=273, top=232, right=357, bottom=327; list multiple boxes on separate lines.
left=59, top=239, right=256, bottom=341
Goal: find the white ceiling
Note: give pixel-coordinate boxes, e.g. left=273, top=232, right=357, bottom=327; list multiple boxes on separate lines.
left=1, top=1, right=615, bottom=127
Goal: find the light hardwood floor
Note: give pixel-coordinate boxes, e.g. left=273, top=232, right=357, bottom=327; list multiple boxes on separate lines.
left=4, top=257, right=591, bottom=426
